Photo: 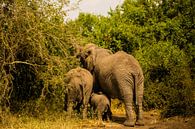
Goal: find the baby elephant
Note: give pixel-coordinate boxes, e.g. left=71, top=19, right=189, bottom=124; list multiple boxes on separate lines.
left=64, top=67, right=93, bottom=119
left=90, top=92, right=112, bottom=121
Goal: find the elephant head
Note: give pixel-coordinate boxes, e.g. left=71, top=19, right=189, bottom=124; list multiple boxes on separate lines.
left=77, top=44, right=96, bottom=72
left=79, top=43, right=112, bottom=73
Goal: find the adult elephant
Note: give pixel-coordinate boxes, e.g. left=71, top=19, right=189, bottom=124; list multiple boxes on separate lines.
left=64, top=67, right=93, bottom=119
left=78, top=44, right=144, bottom=127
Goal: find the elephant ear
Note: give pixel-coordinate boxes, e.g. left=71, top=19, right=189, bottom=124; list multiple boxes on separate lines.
left=85, top=47, right=96, bottom=72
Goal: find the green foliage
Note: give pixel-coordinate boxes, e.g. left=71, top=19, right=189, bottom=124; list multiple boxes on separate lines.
left=0, top=0, right=79, bottom=115
left=135, top=42, right=194, bottom=116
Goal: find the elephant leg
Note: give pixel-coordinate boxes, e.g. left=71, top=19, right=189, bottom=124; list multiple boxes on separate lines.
left=92, top=107, right=95, bottom=119
left=107, top=107, right=112, bottom=121
left=97, top=109, right=102, bottom=121
left=94, top=107, right=98, bottom=119
left=103, top=113, right=107, bottom=121
left=118, top=78, right=135, bottom=126
left=104, top=112, right=111, bottom=122
left=82, top=95, right=89, bottom=119
left=135, top=103, right=144, bottom=126
left=123, top=92, right=135, bottom=127
left=97, top=108, right=105, bottom=127
left=116, top=74, right=135, bottom=126
left=106, top=114, right=110, bottom=122
left=67, top=102, right=73, bottom=117
left=135, top=83, right=144, bottom=126
left=103, top=106, right=111, bottom=122
left=74, top=102, right=82, bottom=113
left=82, top=103, right=87, bottom=119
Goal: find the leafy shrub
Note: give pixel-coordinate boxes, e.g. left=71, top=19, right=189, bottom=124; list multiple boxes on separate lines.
left=0, top=0, right=79, bottom=115
left=135, top=41, right=194, bottom=116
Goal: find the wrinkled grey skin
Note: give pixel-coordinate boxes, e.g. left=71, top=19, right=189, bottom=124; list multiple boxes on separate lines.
left=64, top=67, right=93, bottom=119
left=90, top=92, right=112, bottom=121
left=79, top=44, right=144, bottom=126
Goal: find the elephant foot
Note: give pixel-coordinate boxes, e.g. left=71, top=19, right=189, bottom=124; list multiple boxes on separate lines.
left=135, top=119, right=144, bottom=126
left=106, top=118, right=111, bottom=122
left=123, top=120, right=134, bottom=127
left=82, top=112, right=87, bottom=119
left=97, top=120, right=105, bottom=127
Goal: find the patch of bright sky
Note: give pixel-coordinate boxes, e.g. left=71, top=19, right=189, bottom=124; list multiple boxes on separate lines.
left=65, top=0, right=124, bottom=20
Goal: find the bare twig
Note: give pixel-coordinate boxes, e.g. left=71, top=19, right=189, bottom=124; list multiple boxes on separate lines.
left=5, top=61, right=40, bottom=66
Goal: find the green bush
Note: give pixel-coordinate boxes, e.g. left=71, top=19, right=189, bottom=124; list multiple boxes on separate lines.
left=135, top=41, right=194, bottom=116
left=0, top=0, right=79, bottom=115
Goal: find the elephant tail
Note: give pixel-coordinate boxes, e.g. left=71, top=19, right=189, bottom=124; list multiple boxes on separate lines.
left=134, top=74, right=138, bottom=106
left=134, top=73, right=144, bottom=106
left=80, top=83, right=85, bottom=103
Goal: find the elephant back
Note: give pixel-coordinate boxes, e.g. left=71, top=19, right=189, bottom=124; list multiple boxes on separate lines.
left=65, top=67, right=93, bottom=95
left=78, top=67, right=93, bottom=91
left=113, top=51, right=143, bottom=74
left=90, top=93, right=110, bottom=107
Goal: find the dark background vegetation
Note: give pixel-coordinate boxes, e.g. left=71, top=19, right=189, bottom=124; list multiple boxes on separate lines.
left=0, top=0, right=194, bottom=118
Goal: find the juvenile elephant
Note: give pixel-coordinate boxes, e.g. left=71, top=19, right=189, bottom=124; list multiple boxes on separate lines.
left=90, top=92, right=112, bottom=121
left=78, top=44, right=144, bottom=126
left=64, top=67, right=93, bottom=119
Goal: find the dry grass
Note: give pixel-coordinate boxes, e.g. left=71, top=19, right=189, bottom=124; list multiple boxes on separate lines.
left=111, top=99, right=126, bottom=115
left=1, top=110, right=194, bottom=129
left=0, top=100, right=125, bottom=129
left=0, top=111, right=114, bottom=129
left=0, top=113, right=92, bottom=129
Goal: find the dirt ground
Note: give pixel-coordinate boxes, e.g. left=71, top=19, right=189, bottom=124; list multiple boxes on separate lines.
left=80, top=110, right=195, bottom=129
left=0, top=110, right=194, bottom=129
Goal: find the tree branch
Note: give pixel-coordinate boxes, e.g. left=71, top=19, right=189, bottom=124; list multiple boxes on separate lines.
left=5, top=61, right=40, bottom=66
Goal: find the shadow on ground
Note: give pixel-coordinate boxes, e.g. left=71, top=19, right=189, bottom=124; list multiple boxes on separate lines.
left=112, top=114, right=126, bottom=124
